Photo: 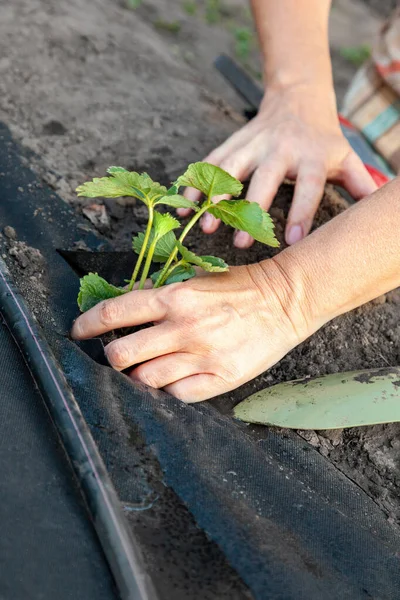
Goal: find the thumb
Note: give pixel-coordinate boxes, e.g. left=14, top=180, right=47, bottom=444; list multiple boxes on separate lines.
left=339, top=152, right=378, bottom=200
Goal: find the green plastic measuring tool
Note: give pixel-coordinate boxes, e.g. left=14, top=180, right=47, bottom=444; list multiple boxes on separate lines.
left=234, top=367, right=400, bottom=430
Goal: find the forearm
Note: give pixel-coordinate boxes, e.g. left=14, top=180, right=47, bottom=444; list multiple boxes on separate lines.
left=271, top=180, right=400, bottom=335
left=251, top=0, right=334, bottom=93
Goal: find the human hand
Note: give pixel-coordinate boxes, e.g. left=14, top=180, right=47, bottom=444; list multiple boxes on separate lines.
left=71, top=260, right=310, bottom=402
left=178, top=84, right=377, bottom=247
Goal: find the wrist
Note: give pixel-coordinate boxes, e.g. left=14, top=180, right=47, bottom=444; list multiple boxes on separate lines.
left=249, top=257, right=319, bottom=347
left=261, top=79, right=337, bottom=113
left=258, top=81, right=339, bottom=132
left=265, top=71, right=334, bottom=95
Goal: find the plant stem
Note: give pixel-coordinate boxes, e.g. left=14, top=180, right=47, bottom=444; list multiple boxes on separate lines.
left=160, top=259, right=184, bottom=284
left=128, top=204, right=154, bottom=291
left=153, top=203, right=209, bottom=288
left=139, top=238, right=158, bottom=289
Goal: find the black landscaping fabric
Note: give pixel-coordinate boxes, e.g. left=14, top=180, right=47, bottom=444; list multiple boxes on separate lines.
left=1, top=121, right=400, bottom=600
left=0, top=286, right=117, bottom=599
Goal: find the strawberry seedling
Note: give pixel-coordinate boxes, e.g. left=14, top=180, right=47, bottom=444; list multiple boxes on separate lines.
left=76, top=162, right=279, bottom=311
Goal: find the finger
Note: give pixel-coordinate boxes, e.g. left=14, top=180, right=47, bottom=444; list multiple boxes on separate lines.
left=177, top=207, right=193, bottom=217
left=338, top=152, right=378, bottom=200
left=178, top=186, right=204, bottom=217
left=105, top=324, right=180, bottom=371
left=131, top=279, right=153, bottom=290
left=71, top=289, right=167, bottom=340
left=130, top=352, right=203, bottom=388
left=200, top=211, right=221, bottom=234
left=164, top=373, right=222, bottom=403
left=234, top=155, right=288, bottom=249
left=285, top=163, right=326, bottom=245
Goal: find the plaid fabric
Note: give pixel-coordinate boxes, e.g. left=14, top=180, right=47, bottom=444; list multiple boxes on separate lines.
left=342, top=6, right=400, bottom=173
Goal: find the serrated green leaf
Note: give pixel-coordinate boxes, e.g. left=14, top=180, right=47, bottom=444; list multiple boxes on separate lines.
left=107, top=166, right=129, bottom=174
left=176, top=241, right=228, bottom=272
left=176, top=162, right=243, bottom=198
left=76, top=177, right=142, bottom=200
left=154, top=194, right=199, bottom=210
left=133, top=230, right=177, bottom=262
left=108, top=170, right=167, bottom=202
left=77, top=273, right=126, bottom=312
left=208, top=200, right=279, bottom=247
left=150, top=263, right=196, bottom=285
left=152, top=211, right=180, bottom=240
left=76, top=168, right=167, bottom=204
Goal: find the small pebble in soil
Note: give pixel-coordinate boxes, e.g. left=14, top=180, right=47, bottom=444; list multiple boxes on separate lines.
left=42, top=119, right=68, bottom=136
left=3, top=226, right=17, bottom=240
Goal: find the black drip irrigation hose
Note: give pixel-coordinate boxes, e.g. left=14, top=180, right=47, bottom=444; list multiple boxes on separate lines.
left=0, top=257, right=157, bottom=600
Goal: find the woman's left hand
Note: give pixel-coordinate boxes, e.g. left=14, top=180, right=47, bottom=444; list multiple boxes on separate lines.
left=71, top=260, right=310, bottom=402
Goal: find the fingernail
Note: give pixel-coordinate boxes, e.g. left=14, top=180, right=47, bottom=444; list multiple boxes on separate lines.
left=286, top=224, right=303, bottom=246
left=234, top=230, right=252, bottom=248
left=201, top=213, right=214, bottom=230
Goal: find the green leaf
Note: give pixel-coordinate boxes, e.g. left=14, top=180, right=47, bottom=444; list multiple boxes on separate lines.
left=176, top=162, right=243, bottom=198
left=77, top=273, right=126, bottom=312
left=76, top=176, right=143, bottom=200
left=208, top=200, right=279, bottom=247
left=197, top=255, right=229, bottom=271
left=76, top=168, right=167, bottom=204
left=340, top=44, right=371, bottom=67
left=107, top=166, right=129, bottom=174
left=133, top=230, right=177, bottom=262
left=107, top=169, right=167, bottom=202
left=154, top=194, right=199, bottom=211
left=176, top=241, right=228, bottom=272
left=150, top=263, right=196, bottom=285
left=166, top=184, right=179, bottom=195
left=152, top=212, right=180, bottom=240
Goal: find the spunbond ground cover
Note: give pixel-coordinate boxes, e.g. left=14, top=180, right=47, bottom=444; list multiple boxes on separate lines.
left=1, top=120, right=400, bottom=600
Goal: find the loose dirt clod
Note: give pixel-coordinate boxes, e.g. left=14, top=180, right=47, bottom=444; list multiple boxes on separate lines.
left=7, top=240, right=48, bottom=314
left=8, top=241, right=45, bottom=273
left=3, top=226, right=17, bottom=240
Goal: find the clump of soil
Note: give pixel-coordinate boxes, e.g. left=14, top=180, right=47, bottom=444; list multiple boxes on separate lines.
left=2, top=229, right=49, bottom=317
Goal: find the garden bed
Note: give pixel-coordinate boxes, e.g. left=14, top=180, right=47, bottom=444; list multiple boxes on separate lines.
left=129, top=178, right=400, bottom=526
left=1, top=0, right=399, bottom=534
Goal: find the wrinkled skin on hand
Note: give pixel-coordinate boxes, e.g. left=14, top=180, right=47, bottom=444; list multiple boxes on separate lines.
left=179, top=85, right=377, bottom=248
left=71, top=261, right=307, bottom=402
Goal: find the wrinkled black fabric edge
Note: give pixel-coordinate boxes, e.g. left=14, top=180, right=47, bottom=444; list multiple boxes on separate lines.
left=0, top=257, right=157, bottom=600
